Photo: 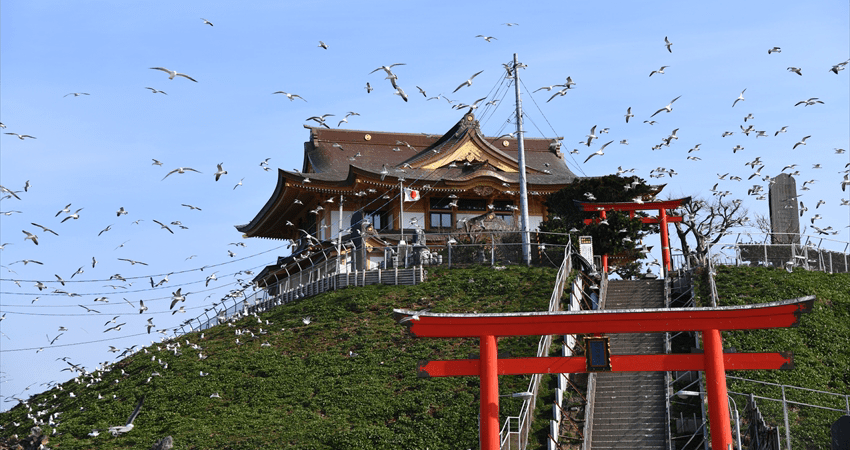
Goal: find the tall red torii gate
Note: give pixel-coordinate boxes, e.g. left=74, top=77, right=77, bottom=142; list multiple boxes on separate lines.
left=395, top=296, right=814, bottom=450
left=575, top=197, right=690, bottom=275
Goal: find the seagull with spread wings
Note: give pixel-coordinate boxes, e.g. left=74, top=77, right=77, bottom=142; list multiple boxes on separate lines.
left=162, top=167, right=201, bottom=180
left=584, top=140, right=614, bottom=163
left=453, top=70, right=484, bottom=93
left=272, top=91, right=306, bottom=101
left=732, top=89, right=746, bottom=107
left=150, top=67, right=197, bottom=82
left=108, top=396, right=144, bottom=436
left=152, top=220, right=174, bottom=234
left=650, top=95, right=682, bottom=117
left=5, top=133, right=36, bottom=140
left=31, top=223, right=59, bottom=236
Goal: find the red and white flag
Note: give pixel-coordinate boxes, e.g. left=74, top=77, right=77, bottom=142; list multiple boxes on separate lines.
left=403, top=188, right=420, bottom=202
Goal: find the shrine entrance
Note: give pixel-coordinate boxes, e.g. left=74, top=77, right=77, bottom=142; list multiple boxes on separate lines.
left=575, top=197, right=690, bottom=276
left=394, top=296, right=813, bottom=450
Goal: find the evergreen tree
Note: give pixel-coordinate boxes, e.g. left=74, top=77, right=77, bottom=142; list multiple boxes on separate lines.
left=540, top=175, right=659, bottom=278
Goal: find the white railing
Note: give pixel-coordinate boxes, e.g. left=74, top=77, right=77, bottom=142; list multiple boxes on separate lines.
left=500, top=238, right=573, bottom=450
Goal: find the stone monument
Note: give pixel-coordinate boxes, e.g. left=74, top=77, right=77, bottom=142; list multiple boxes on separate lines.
left=768, top=173, right=801, bottom=244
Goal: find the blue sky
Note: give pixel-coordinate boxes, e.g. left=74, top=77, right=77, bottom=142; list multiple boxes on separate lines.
left=1, top=0, right=848, bottom=410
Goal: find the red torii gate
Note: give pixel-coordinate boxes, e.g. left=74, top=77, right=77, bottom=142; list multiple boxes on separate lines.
left=395, top=296, right=813, bottom=450
left=575, top=197, right=690, bottom=275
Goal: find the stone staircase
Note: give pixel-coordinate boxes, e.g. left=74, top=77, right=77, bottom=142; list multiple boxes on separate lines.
left=589, top=279, right=667, bottom=449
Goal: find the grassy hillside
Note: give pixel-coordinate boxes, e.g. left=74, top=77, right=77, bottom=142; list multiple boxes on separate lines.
left=695, top=265, right=850, bottom=450
left=1, top=266, right=559, bottom=450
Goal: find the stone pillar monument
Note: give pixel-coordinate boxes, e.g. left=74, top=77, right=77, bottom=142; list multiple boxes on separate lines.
left=768, top=173, right=801, bottom=244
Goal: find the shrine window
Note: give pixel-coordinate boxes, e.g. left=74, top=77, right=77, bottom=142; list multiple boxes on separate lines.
left=430, top=212, right=453, bottom=229
left=365, top=210, right=391, bottom=231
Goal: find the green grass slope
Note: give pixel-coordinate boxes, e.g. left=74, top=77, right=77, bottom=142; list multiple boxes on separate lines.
left=1, top=266, right=558, bottom=450
left=696, top=265, right=850, bottom=450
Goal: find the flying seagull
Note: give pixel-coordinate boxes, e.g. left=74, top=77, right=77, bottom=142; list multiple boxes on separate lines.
left=152, top=220, right=174, bottom=234
left=108, top=396, right=144, bottom=436
left=145, top=87, right=167, bottom=95
left=214, top=163, right=227, bottom=181
left=201, top=18, right=213, bottom=26
left=650, top=95, right=682, bottom=117
left=792, top=136, right=811, bottom=149
left=664, top=36, right=673, bottom=53
left=272, top=91, right=306, bottom=102
left=162, top=167, right=201, bottom=180
left=453, top=70, right=484, bottom=93
left=369, top=63, right=406, bottom=76
left=64, top=92, right=90, bottom=97
left=5, top=133, right=36, bottom=140
left=584, top=140, right=614, bottom=163
left=649, top=65, right=669, bottom=77
left=150, top=67, right=197, bottom=82
left=732, top=89, right=746, bottom=107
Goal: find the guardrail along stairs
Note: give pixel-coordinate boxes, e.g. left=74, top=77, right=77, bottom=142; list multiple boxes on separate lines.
left=589, top=279, right=667, bottom=449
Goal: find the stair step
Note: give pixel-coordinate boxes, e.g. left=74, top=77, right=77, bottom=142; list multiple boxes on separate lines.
left=591, top=279, right=670, bottom=450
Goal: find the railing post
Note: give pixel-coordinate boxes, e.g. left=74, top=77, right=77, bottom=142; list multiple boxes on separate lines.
left=781, top=385, right=791, bottom=450
left=491, top=233, right=495, bottom=266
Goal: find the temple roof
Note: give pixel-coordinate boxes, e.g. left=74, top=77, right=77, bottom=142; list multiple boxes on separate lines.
left=236, top=113, right=580, bottom=239
left=301, top=113, right=577, bottom=184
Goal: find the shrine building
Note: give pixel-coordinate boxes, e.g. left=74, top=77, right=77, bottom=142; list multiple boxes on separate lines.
left=236, top=113, right=580, bottom=287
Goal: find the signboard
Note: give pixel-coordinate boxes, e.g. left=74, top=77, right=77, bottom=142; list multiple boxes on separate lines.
left=579, top=236, right=593, bottom=268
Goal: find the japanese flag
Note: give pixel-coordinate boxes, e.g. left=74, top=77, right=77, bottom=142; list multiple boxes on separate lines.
left=403, top=188, right=420, bottom=202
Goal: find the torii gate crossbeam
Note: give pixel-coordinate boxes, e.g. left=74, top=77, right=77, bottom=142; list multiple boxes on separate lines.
left=395, top=296, right=813, bottom=450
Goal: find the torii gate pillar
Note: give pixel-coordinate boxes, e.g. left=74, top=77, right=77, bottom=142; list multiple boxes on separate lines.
left=480, top=334, right=500, bottom=450
left=704, top=328, right=733, bottom=448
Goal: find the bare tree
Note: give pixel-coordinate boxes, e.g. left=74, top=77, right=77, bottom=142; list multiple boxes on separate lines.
left=673, top=195, right=750, bottom=265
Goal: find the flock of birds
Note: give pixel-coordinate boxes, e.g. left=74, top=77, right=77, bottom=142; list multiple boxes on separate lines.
left=1, top=14, right=849, bottom=443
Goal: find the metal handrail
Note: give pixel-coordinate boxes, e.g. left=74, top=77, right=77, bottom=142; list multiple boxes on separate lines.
left=501, top=238, right=573, bottom=449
